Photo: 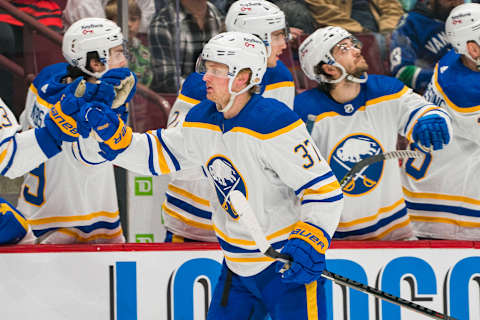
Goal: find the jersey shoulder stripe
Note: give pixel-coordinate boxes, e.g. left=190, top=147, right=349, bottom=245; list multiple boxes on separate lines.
left=179, top=72, right=206, bottom=103
left=32, top=62, right=70, bottom=104
left=434, top=49, right=480, bottom=113
left=184, top=95, right=301, bottom=138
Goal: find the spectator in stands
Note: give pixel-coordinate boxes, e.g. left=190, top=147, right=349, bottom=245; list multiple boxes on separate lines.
left=304, top=0, right=403, bottom=34
left=389, top=0, right=463, bottom=92
left=105, top=0, right=153, bottom=87
left=0, top=0, right=62, bottom=114
left=63, top=0, right=156, bottom=34
left=294, top=26, right=452, bottom=240
left=148, top=0, right=224, bottom=93
left=161, top=0, right=294, bottom=243
left=17, top=17, right=136, bottom=244
left=304, top=0, right=404, bottom=63
left=402, top=3, right=480, bottom=240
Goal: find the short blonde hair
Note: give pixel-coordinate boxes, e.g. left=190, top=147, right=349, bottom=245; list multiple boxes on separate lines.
left=105, top=0, right=142, bottom=22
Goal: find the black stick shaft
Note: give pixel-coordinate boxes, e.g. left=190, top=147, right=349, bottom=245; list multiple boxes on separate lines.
left=265, top=247, right=455, bottom=320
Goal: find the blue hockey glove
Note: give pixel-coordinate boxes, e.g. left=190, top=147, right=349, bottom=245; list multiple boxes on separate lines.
left=82, top=104, right=133, bottom=160
left=43, top=96, right=83, bottom=144
left=0, top=198, right=28, bottom=244
left=276, top=221, right=330, bottom=284
left=100, top=68, right=137, bottom=109
left=412, top=113, right=451, bottom=151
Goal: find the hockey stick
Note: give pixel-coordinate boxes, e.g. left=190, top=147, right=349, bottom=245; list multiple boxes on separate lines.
left=230, top=190, right=456, bottom=320
left=339, top=150, right=424, bottom=190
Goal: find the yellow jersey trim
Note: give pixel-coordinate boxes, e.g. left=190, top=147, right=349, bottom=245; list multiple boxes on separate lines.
left=162, top=203, right=214, bottom=230
left=28, top=210, right=119, bottom=225
left=183, top=121, right=222, bottom=132
left=338, top=198, right=405, bottom=228
left=178, top=94, right=201, bottom=105
left=167, top=184, right=211, bottom=207
left=230, top=119, right=303, bottom=140
left=148, top=131, right=171, bottom=174
left=264, top=81, right=295, bottom=91
left=403, top=187, right=480, bottom=205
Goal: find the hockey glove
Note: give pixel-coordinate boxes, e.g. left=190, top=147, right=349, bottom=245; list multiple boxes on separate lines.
left=412, top=113, right=451, bottom=151
left=0, top=198, right=28, bottom=244
left=82, top=104, right=133, bottom=160
left=276, top=221, right=330, bottom=285
left=43, top=95, right=83, bottom=144
left=99, top=68, right=137, bottom=109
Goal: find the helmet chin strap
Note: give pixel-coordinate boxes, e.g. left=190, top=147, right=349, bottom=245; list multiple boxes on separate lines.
left=319, top=63, right=368, bottom=84
left=218, top=78, right=253, bottom=114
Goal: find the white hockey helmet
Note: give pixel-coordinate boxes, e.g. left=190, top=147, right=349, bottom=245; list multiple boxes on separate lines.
left=299, top=26, right=367, bottom=84
left=446, top=3, right=480, bottom=68
left=225, top=0, right=287, bottom=57
left=197, top=31, right=267, bottom=112
left=62, top=17, right=124, bottom=78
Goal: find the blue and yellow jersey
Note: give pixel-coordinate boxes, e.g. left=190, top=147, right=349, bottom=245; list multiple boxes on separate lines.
left=162, top=63, right=295, bottom=242
left=402, top=49, right=480, bottom=240
left=294, top=74, right=449, bottom=241
left=16, top=63, right=124, bottom=244
left=114, top=94, right=343, bottom=276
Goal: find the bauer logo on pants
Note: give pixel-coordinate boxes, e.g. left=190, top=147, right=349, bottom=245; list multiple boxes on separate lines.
left=329, top=133, right=384, bottom=196
left=205, top=155, right=247, bottom=219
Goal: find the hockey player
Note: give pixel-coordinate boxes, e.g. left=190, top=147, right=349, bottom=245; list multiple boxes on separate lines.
left=70, top=31, right=343, bottom=319
left=389, top=0, right=463, bottom=92
left=0, top=96, right=64, bottom=244
left=294, top=26, right=452, bottom=241
left=402, top=3, right=480, bottom=240
left=162, top=0, right=295, bottom=243
left=16, top=17, right=136, bottom=244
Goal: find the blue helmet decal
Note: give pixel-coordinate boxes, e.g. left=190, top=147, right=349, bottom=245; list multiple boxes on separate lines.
left=329, top=134, right=384, bottom=196
left=206, top=155, right=247, bottom=219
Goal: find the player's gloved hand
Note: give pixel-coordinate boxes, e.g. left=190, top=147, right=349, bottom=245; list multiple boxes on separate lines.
left=43, top=91, right=85, bottom=144
left=412, top=113, right=451, bottom=151
left=82, top=103, right=133, bottom=160
left=0, top=198, right=28, bottom=244
left=276, top=221, right=330, bottom=284
left=69, top=76, right=116, bottom=109
left=99, top=68, right=137, bottom=109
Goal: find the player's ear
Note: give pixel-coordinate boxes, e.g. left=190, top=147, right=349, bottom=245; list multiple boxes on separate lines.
left=321, top=64, right=339, bottom=78
left=467, top=41, right=480, bottom=60
left=89, top=58, right=104, bottom=73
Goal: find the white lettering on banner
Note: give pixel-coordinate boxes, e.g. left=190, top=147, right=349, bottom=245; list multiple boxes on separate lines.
left=0, top=246, right=478, bottom=319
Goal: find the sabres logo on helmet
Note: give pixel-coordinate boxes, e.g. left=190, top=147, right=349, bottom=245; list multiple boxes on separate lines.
left=206, top=155, right=247, bottom=219
left=329, top=134, right=384, bottom=195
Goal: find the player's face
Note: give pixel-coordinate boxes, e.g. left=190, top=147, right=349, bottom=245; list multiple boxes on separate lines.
left=203, top=61, right=231, bottom=105
left=108, top=45, right=128, bottom=69
left=332, top=38, right=368, bottom=77
left=267, top=29, right=287, bottom=68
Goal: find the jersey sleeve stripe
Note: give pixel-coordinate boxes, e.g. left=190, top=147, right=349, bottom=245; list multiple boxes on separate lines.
left=29, top=84, right=54, bottom=109
left=301, top=193, right=344, bottom=205
left=230, top=119, right=303, bottom=140
left=167, top=184, right=211, bottom=206
left=302, top=180, right=341, bottom=196
left=178, top=93, right=201, bottom=105
left=295, top=171, right=334, bottom=195
left=158, top=130, right=181, bottom=171
left=165, top=194, right=212, bottom=219
left=410, top=213, right=480, bottom=228
left=264, top=81, right=295, bottom=91
left=433, top=64, right=480, bottom=113
left=148, top=132, right=171, bottom=174
left=162, top=203, right=214, bottom=230
left=146, top=133, right=158, bottom=176
left=0, top=137, right=16, bottom=176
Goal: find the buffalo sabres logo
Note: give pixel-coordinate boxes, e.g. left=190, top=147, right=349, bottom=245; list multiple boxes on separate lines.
left=206, top=155, right=247, bottom=219
left=329, top=134, right=384, bottom=195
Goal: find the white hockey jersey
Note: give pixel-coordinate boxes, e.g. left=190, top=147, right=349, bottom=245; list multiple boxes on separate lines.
left=403, top=49, right=480, bottom=240
left=16, top=63, right=124, bottom=243
left=113, top=94, right=343, bottom=276
left=294, top=75, right=450, bottom=240
left=163, top=63, right=295, bottom=242
left=0, top=98, right=61, bottom=179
